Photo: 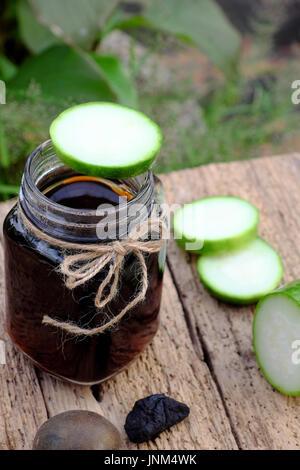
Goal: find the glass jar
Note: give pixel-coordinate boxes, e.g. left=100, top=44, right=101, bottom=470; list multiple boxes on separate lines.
left=3, top=140, right=166, bottom=385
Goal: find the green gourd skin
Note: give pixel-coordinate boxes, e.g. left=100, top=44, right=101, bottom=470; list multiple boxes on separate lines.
left=172, top=196, right=259, bottom=255
left=50, top=102, right=163, bottom=179
left=253, top=280, right=300, bottom=396
left=174, top=221, right=258, bottom=255
left=197, top=238, right=283, bottom=305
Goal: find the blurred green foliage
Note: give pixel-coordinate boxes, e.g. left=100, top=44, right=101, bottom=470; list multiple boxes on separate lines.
left=0, top=0, right=241, bottom=200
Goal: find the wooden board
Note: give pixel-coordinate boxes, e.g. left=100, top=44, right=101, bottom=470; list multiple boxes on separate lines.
left=1, top=154, right=300, bottom=450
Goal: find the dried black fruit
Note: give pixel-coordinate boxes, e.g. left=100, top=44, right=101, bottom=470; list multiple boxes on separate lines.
left=124, top=394, right=190, bottom=443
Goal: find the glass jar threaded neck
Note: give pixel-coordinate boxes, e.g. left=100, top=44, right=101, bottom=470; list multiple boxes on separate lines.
left=19, top=140, right=155, bottom=243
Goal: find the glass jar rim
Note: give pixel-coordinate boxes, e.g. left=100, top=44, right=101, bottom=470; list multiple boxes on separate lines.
left=19, top=140, right=155, bottom=242
left=24, top=139, right=153, bottom=216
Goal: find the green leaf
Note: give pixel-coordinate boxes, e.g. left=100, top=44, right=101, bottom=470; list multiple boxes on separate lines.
left=111, top=14, right=151, bottom=31
left=91, top=53, right=138, bottom=108
left=0, top=55, right=18, bottom=81
left=17, top=0, right=59, bottom=54
left=113, top=0, right=240, bottom=75
left=100, top=6, right=126, bottom=40
left=0, top=116, right=10, bottom=168
left=8, top=45, right=116, bottom=103
left=143, top=0, right=241, bottom=75
left=29, top=0, right=118, bottom=49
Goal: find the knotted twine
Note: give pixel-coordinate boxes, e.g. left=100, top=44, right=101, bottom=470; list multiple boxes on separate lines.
left=18, top=203, right=167, bottom=337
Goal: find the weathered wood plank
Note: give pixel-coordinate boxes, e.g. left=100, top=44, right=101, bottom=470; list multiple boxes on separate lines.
left=0, top=200, right=237, bottom=449
left=37, top=374, right=106, bottom=422
left=161, top=154, right=300, bottom=450
left=97, top=268, right=237, bottom=450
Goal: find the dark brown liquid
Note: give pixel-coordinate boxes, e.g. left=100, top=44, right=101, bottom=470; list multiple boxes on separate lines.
left=45, top=175, right=134, bottom=210
left=3, top=177, right=164, bottom=384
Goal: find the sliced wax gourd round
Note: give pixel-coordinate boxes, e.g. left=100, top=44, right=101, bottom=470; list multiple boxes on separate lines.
left=173, top=196, right=259, bottom=254
left=50, top=102, right=162, bottom=179
left=253, top=280, right=300, bottom=395
left=197, top=238, right=283, bottom=305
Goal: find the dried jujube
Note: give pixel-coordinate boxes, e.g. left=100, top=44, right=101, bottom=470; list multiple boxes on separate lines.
left=124, top=394, right=190, bottom=443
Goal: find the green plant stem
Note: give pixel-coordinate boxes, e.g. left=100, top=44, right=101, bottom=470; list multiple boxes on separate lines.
left=129, top=37, right=136, bottom=80
left=0, top=183, right=19, bottom=195
left=0, top=109, right=10, bottom=168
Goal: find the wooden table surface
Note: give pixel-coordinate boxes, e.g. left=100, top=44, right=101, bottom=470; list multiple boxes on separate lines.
left=1, top=154, right=300, bottom=450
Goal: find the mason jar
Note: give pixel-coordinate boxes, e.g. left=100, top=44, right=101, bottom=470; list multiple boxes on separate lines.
left=3, top=140, right=167, bottom=385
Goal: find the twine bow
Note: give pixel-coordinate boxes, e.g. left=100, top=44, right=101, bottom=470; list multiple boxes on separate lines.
left=19, top=203, right=167, bottom=336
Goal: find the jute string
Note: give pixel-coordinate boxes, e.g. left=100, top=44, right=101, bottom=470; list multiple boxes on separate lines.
left=18, top=203, right=167, bottom=336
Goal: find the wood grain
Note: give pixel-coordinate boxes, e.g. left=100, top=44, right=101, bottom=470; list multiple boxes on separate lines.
left=161, top=154, right=300, bottom=450
left=97, top=269, right=237, bottom=450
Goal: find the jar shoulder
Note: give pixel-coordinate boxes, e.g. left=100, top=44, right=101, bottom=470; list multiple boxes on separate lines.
left=3, top=204, right=62, bottom=265
left=3, top=204, right=21, bottom=241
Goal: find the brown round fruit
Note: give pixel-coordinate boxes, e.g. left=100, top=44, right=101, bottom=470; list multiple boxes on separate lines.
left=33, top=410, right=124, bottom=450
